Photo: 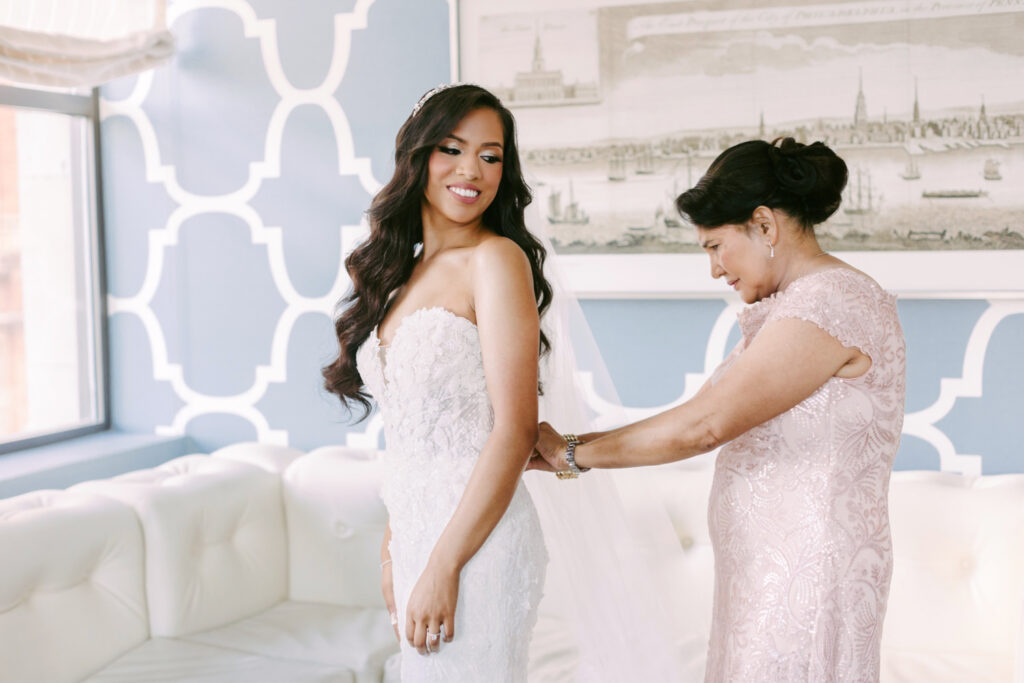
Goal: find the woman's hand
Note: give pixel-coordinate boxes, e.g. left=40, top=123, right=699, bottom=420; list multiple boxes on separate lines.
left=405, top=559, right=459, bottom=655
left=381, top=560, right=399, bottom=641
left=534, top=422, right=569, bottom=472
left=526, top=451, right=556, bottom=471
left=380, top=522, right=399, bottom=640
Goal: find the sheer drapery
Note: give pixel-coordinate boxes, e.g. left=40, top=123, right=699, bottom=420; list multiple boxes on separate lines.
left=0, top=0, right=173, bottom=87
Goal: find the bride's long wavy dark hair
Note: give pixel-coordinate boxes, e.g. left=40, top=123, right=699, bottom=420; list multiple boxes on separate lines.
left=323, top=84, right=553, bottom=419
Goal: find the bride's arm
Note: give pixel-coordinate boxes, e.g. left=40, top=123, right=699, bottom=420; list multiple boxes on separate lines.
left=403, top=238, right=540, bottom=651
left=432, top=238, right=539, bottom=570
left=538, top=316, right=859, bottom=469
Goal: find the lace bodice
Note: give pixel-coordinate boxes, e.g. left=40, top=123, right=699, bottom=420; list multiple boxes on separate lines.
left=355, top=306, right=546, bottom=682
left=706, top=268, right=906, bottom=682
left=357, top=307, right=495, bottom=539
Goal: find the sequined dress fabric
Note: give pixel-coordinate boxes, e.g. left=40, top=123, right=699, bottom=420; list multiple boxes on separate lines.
left=705, top=269, right=906, bottom=682
left=355, top=307, right=547, bottom=683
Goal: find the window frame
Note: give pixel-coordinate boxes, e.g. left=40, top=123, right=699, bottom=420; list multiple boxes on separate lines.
left=0, top=84, right=111, bottom=455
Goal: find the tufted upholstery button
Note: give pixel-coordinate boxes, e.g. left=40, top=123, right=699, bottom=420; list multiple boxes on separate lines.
left=679, top=535, right=694, bottom=550
left=333, top=520, right=355, bottom=539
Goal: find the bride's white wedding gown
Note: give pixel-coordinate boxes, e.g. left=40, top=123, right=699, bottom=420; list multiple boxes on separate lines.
left=356, top=306, right=548, bottom=682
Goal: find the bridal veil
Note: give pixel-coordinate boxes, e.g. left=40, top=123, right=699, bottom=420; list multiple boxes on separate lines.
left=525, top=199, right=694, bottom=681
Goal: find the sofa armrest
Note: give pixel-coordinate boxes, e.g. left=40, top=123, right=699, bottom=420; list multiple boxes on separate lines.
left=0, top=490, right=148, bottom=682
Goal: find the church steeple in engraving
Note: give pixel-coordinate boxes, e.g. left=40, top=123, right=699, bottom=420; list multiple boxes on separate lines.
left=532, top=26, right=545, bottom=72
left=912, top=78, right=920, bottom=124
left=854, top=69, right=868, bottom=128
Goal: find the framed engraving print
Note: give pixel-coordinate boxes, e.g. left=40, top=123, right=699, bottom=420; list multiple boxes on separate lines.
left=455, top=0, right=1024, bottom=295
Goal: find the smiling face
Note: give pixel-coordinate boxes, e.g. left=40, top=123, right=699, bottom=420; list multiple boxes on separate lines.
left=697, top=222, right=775, bottom=303
left=422, top=107, right=505, bottom=230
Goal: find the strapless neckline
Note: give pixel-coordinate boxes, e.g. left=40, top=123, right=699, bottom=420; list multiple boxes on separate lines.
left=374, top=306, right=477, bottom=350
left=369, top=306, right=478, bottom=389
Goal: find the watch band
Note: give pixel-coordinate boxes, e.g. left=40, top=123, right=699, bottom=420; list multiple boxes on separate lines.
left=555, top=433, right=589, bottom=480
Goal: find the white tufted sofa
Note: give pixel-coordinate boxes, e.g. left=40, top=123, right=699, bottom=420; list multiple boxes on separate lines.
left=1, top=443, right=1022, bottom=682
left=0, top=444, right=397, bottom=683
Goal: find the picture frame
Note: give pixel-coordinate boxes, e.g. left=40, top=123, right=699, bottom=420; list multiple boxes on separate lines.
left=452, top=0, right=1024, bottom=297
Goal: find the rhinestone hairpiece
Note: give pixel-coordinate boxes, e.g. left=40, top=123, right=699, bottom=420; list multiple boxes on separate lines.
left=411, top=82, right=465, bottom=117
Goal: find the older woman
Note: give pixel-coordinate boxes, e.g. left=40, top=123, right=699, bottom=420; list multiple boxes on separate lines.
left=534, top=137, right=906, bottom=682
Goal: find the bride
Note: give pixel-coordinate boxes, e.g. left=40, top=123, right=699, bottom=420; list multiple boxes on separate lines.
left=321, top=84, right=552, bottom=681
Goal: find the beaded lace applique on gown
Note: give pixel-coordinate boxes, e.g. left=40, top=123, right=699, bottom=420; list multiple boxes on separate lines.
left=705, top=269, right=906, bottom=683
left=356, top=307, right=547, bottom=683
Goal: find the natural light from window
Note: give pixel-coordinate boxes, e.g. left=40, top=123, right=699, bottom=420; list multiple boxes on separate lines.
left=0, top=105, right=102, bottom=445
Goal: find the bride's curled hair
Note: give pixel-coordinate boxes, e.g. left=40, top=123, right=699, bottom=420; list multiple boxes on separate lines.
left=676, top=137, right=848, bottom=230
left=323, top=84, right=553, bottom=419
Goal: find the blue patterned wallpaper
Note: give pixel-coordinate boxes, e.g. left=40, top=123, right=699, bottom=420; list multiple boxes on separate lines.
left=100, top=0, right=1023, bottom=475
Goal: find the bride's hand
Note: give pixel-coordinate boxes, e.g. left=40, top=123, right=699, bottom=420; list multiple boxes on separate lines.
left=535, top=422, right=569, bottom=471
left=381, top=561, right=399, bottom=641
left=405, top=559, right=459, bottom=656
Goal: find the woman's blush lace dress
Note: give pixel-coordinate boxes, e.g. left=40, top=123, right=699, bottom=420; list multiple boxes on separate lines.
left=705, top=269, right=906, bottom=682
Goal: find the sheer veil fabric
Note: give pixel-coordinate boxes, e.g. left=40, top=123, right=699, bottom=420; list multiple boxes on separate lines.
left=523, top=200, right=692, bottom=681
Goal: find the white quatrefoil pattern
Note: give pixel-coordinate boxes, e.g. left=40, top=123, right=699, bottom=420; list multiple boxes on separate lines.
left=100, top=0, right=1023, bottom=476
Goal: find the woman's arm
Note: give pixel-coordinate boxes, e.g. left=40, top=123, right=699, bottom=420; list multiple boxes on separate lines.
left=404, top=237, right=540, bottom=653
left=538, top=316, right=864, bottom=470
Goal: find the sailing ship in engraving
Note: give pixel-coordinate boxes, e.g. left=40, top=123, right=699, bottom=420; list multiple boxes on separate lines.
left=662, top=177, right=683, bottom=228
left=922, top=189, right=987, bottom=198
left=635, top=146, right=654, bottom=175
left=907, top=229, right=948, bottom=241
left=608, top=153, right=626, bottom=181
left=548, top=181, right=589, bottom=225
left=983, top=159, right=1002, bottom=180
left=629, top=182, right=693, bottom=234
left=843, top=168, right=875, bottom=215
left=900, top=156, right=921, bottom=180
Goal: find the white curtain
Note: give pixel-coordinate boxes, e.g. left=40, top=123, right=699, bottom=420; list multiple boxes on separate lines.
left=0, top=0, right=174, bottom=88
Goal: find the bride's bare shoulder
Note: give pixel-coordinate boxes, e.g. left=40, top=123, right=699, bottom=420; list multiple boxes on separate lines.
left=471, top=234, right=531, bottom=272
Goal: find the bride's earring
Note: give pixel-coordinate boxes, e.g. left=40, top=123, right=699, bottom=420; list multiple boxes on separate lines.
left=768, top=242, right=775, bottom=259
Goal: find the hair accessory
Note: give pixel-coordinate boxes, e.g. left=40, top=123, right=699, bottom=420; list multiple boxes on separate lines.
left=412, top=82, right=467, bottom=117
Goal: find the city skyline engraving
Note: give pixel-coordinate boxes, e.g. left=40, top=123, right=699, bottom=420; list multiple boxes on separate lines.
left=461, top=0, right=1024, bottom=254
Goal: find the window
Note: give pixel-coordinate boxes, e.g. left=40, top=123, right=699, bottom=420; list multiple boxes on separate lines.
left=0, top=84, right=108, bottom=453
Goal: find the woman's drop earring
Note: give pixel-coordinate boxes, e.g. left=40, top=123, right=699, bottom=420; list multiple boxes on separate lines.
left=768, top=242, right=775, bottom=259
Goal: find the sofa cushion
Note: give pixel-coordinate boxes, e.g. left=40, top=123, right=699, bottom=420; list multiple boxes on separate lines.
left=283, top=448, right=388, bottom=608
left=885, top=471, right=1024, bottom=680
left=85, top=637, right=353, bottom=682
left=181, top=600, right=397, bottom=676
left=72, top=455, right=288, bottom=637
left=0, top=490, right=148, bottom=683
left=880, top=648, right=1013, bottom=683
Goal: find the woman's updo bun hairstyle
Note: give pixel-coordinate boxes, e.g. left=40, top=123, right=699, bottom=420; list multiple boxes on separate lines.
left=676, top=137, right=848, bottom=231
